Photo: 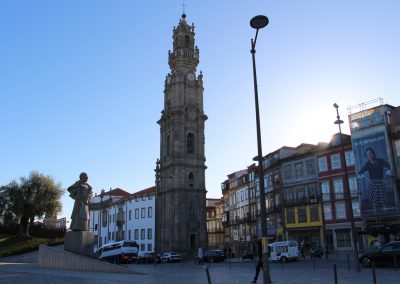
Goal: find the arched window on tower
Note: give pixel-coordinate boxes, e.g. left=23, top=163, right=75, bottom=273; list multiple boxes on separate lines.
left=185, top=35, right=190, bottom=48
left=188, top=172, right=194, bottom=188
left=187, top=133, right=195, bottom=154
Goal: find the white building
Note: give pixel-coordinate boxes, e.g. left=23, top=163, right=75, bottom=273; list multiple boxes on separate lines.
left=89, top=187, right=155, bottom=253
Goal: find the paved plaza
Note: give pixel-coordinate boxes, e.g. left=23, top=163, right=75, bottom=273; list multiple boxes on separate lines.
left=1, top=252, right=400, bottom=283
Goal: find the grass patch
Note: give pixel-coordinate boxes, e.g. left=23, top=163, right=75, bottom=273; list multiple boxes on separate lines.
left=0, top=235, right=64, bottom=258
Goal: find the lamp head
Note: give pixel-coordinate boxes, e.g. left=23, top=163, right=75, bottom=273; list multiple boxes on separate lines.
left=250, top=15, right=269, bottom=30
left=333, top=103, right=339, bottom=109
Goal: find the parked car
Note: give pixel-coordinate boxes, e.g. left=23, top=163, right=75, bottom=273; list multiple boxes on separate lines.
left=150, top=252, right=162, bottom=264
left=161, top=252, right=181, bottom=263
left=95, top=240, right=139, bottom=264
left=137, top=252, right=156, bottom=264
left=242, top=251, right=254, bottom=261
left=359, top=241, right=400, bottom=267
left=203, top=250, right=226, bottom=263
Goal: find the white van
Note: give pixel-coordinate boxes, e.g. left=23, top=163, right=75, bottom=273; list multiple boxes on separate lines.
left=268, top=241, right=299, bottom=263
left=95, top=240, right=139, bottom=264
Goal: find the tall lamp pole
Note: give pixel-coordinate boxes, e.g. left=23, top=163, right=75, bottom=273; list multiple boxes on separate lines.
left=250, top=15, right=272, bottom=284
left=333, top=103, right=361, bottom=272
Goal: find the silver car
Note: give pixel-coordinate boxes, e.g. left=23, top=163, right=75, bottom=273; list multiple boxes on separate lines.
left=161, top=252, right=181, bottom=263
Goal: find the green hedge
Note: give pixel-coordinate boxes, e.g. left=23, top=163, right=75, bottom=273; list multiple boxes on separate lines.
left=0, top=235, right=64, bottom=258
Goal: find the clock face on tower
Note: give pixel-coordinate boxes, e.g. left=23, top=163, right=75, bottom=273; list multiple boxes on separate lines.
left=187, top=72, right=195, bottom=81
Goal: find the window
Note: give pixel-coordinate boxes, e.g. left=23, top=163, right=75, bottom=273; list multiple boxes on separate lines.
left=345, top=151, right=355, bottom=166
left=323, top=204, right=332, bottom=220
left=333, top=179, right=343, bottom=199
left=148, top=207, right=153, bottom=218
left=310, top=204, right=319, bottom=222
left=352, top=199, right=361, bottom=217
left=128, top=230, right=131, bottom=240
left=295, top=162, right=304, bottom=178
left=148, top=228, right=152, bottom=240
left=135, top=209, right=139, bottom=219
left=306, top=159, right=316, bottom=176
left=141, top=208, right=146, bottom=218
left=285, top=188, right=294, bottom=204
left=331, top=154, right=341, bottom=170
left=336, top=229, right=351, bottom=248
left=185, top=35, right=190, bottom=47
left=321, top=181, right=330, bottom=201
left=142, top=196, right=146, bottom=201
left=187, top=133, right=195, bottom=154
left=283, top=164, right=292, bottom=180
left=348, top=176, right=358, bottom=197
left=298, top=206, right=307, bottom=223
left=335, top=201, right=346, bottom=219
left=141, top=244, right=145, bottom=251
left=287, top=208, right=295, bottom=224
left=134, top=229, right=139, bottom=240
left=318, top=157, right=328, bottom=172
left=188, top=172, right=194, bottom=187
left=148, top=244, right=153, bottom=252
left=141, top=229, right=145, bottom=240
left=129, top=210, right=132, bottom=220
left=296, top=186, right=307, bottom=203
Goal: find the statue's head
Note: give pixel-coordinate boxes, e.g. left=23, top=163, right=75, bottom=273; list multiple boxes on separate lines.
left=79, top=172, right=88, bottom=182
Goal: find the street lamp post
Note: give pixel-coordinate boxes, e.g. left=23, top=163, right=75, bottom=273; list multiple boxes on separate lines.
left=250, top=15, right=272, bottom=284
left=333, top=103, right=361, bottom=272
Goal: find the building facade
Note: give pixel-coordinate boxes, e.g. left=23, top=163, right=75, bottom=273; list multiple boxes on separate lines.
left=317, top=133, right=365, bottom=251
left=281, top=144, right=322, bottom=248
left=89, top=187, right=155, bottom=252
left=206, top=198, right=224, bottom=249
left=156, top=13, right=207, bottom=255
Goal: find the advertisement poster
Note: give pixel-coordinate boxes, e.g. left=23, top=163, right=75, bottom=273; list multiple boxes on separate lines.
left=353, top=132, right=398, bottom=217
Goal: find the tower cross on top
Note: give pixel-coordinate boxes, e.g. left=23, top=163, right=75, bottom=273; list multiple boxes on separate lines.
left=182, top=0, right=186, bottom=14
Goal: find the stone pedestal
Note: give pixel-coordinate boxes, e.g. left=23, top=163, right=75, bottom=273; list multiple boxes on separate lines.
left=64, top=231, right=94, bottom=257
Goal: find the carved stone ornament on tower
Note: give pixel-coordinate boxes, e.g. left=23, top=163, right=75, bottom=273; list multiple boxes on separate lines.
left=156, top=13, right=208, bottom=256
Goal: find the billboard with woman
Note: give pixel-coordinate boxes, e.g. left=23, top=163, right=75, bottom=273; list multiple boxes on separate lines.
left=353, top=132, right=398, bottom=217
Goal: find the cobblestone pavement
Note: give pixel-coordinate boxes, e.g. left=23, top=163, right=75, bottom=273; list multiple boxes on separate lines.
left=1, top=253, right=400, bottom=283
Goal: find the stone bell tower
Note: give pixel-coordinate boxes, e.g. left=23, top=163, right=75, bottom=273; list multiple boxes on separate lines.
left=156, top=13, right=207, bottom=255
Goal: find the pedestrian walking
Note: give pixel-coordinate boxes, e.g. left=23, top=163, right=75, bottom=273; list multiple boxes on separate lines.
left=252, top=236, right=263, bottom=283
left=197, top=246, right=204, bottom=265
left=299, top=241, right=305, bottom=258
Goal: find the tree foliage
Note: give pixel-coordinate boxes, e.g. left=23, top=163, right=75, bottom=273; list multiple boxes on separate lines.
left=0, top=171, right=64, bottom=236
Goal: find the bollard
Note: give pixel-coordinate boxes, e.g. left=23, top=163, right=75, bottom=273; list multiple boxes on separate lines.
left=312, top=257, right=316, bottom=270
left=205, top=267, right=212, bottom=284
left=371, top=262, right=377, bottom=284
left=281, top=258, right=284, bottom=270
left=333, top=264, right=338, bottom=284
left=394, top=253, right=398, bottom=268
left=347, top=254, right=350, bottom=271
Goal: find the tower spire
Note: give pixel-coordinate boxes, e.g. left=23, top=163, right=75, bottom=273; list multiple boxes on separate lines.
left=182, top=0, right=186, bottom=15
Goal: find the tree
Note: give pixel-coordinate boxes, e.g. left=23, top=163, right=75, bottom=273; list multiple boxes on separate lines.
left=0, top=171, right=64, bottom=236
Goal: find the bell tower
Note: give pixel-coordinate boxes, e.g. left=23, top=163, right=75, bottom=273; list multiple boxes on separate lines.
left=156, top=13, right=207, bottom=255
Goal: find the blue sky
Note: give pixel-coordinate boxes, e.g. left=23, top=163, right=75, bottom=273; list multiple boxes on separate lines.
left=1, top=0, right=399, bottom=221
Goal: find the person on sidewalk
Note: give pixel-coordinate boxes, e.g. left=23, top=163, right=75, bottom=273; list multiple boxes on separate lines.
left=252, top=236, right=263, bottom=283
left=197, top=246, right=204, bottom=265
left=299, top=241, right=305, bottom=258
